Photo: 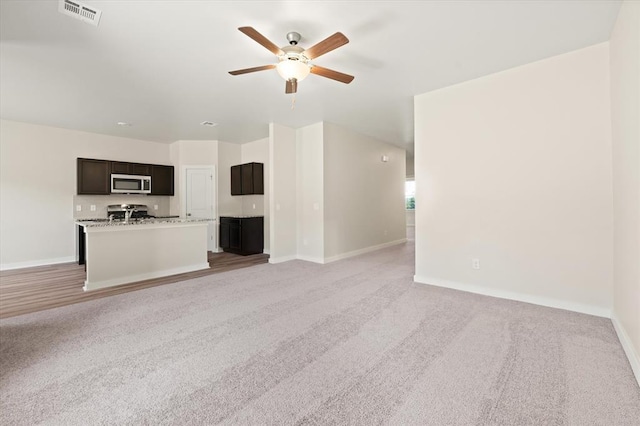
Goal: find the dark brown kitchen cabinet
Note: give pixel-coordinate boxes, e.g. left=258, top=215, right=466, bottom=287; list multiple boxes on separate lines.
left=242, top=163, right=263, bottom=194
left=230, top=165, right=243, bottom=195
left=77, top=158, right=110, bottom=195
left=78, top=158, right=174, bottom=196
left=150, top=165, right=174, bottom=196
left=111, top=161, right=150, bottom=176
left=230, top=162, right=263, bottom=195
left=219, top=216, right=264, bottom=255
left=131, top=163, right=151, bottom=175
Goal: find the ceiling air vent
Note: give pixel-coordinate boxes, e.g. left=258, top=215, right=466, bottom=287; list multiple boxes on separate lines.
left=58, top=0, right=102, bottom=26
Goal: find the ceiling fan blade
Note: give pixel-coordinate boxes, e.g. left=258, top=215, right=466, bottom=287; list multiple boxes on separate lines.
left=238, top=27, right=283, bottom=56
left=310, top=65, right=354, bottom=84
left=285, top=79, right=298, bottom=94
left=304, top=32, right=349, bottom=59
left=228, top=64, right=276, bottom=75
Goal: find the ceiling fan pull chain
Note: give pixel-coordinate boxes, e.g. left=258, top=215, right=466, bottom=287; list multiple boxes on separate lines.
left=291, top=94, right=296, bottom=110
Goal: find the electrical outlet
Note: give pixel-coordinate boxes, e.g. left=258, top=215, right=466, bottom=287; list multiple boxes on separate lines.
left=76, top=205, right=82, bottom=212
left=252, top=203, right=256, bottom=209
left=472, top=258, right=480, bottom=270
left=90, top=205, right=96, bottom=212
left=154, top=205, right=158, bottom=210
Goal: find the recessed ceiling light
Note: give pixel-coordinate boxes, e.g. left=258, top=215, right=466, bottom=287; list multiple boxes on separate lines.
left=117, top=122, right=131, bottom=126
left=200, top=121, right=218, bottom=127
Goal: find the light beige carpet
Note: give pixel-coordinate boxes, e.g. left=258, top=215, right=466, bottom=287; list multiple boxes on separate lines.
left=1, top=241, right=639, bottom=425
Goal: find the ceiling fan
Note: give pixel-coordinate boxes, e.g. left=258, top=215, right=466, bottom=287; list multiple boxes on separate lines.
left=228, top=27, right=354, bottom=94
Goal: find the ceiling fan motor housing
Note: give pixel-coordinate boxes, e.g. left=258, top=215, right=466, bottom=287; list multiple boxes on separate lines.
left=286, top=31, right=301, bottom=45
left=280, top=45, right=307, bottom=62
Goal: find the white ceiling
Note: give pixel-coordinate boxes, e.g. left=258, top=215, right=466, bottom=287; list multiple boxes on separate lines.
left=0, top=0, right=622, bottom=154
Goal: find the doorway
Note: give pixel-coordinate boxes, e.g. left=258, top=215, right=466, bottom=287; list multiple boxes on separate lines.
left=184, top=166, right=216, bottom=251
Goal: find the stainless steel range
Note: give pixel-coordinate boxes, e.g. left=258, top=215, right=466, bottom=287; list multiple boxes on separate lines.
left=107, top=204, right=153, bottom=221
left=106, top=204, right=179, bottom=222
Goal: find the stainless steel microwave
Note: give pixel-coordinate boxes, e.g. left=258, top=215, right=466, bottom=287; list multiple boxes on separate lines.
left=111, top=174, right=151, bottom=194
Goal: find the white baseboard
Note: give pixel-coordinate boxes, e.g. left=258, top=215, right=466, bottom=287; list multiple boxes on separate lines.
left=612, top=313, right=640, bottom=387
left=296, top=255, right=325, bottom=264
left=323, top=238, right=407, bottom=264
left=83, top=263, right=210, bottom=291
left=413, top=275, right=611, bottom=318
left=268, top=239, right=408, bottom=265
left=269, top=255, right=298, bottom=264
left=0, top=256, right=76, bottom=271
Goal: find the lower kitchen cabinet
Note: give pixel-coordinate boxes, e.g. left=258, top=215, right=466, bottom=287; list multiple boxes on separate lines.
left=77, top=225, right=86, bottom=266
left=219, top=216, right=264, bottom=255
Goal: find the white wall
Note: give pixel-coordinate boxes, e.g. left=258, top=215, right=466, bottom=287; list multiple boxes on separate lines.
left=268, top=121, right=405, bottom=264
left=296, top=123, right=325, bottom=262
left=323, top=122, right=407, bottom=261
left=610, top=0, right=640, bottom=382
left=414, top=43, right=613, bottom=316
left=269, top=123, right=297, bottom=262
left=170, top=139, right=219, bottom=217
left=406, top=154, right=415, bottom=178
left=216, top=141, right=242, bottom=217
left=241, top=137, right=270, bottom=252
left=406, top=210, right=415, bottom=227
left=0, top=120, right=171, bottom=269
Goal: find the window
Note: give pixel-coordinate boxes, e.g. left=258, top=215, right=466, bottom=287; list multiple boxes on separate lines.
left=405, top=179, right=415, bottom=210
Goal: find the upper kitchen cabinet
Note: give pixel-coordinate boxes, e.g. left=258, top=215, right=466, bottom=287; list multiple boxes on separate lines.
left=231, top=162, right=264, bottom=195
left=111, top=161, right=151, bottom=176
left=77, top=158, right=110, bottom=195
left=150, top=165, right=174, bottom=196
left=231, top=165, right=243, bottom=195
left=77, top=158, right=174, bottom=196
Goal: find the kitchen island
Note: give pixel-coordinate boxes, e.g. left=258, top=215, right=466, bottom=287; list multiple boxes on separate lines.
left=76, top=218, right=211, bottom=291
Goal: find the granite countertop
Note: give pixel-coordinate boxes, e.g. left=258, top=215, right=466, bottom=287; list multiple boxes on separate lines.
left=76, top=217, right=214, bottom=228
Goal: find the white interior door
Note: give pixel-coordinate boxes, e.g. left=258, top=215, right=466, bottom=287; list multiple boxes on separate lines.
left=186, top=167, right=216, bottom=251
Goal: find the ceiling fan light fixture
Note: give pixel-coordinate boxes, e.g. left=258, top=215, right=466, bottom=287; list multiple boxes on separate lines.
left=276, top=59, right=310, bottom=82
left=229, top=27, right=354, bottom=93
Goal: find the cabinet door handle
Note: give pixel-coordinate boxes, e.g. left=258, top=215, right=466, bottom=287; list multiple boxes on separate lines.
left=187, top=213, right=191, bottom=216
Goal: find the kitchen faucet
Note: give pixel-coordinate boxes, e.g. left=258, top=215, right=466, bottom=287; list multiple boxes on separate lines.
left=124, top=208, right=136, bottom=223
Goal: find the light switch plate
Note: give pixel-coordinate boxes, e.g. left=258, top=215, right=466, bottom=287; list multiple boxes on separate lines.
left=90, top=205, right=96, bottom=211
left=76, top=205, right=82, bottom=212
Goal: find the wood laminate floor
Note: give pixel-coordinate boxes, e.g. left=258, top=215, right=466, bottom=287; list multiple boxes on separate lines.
left=0, top=251, right=269, bottom=319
